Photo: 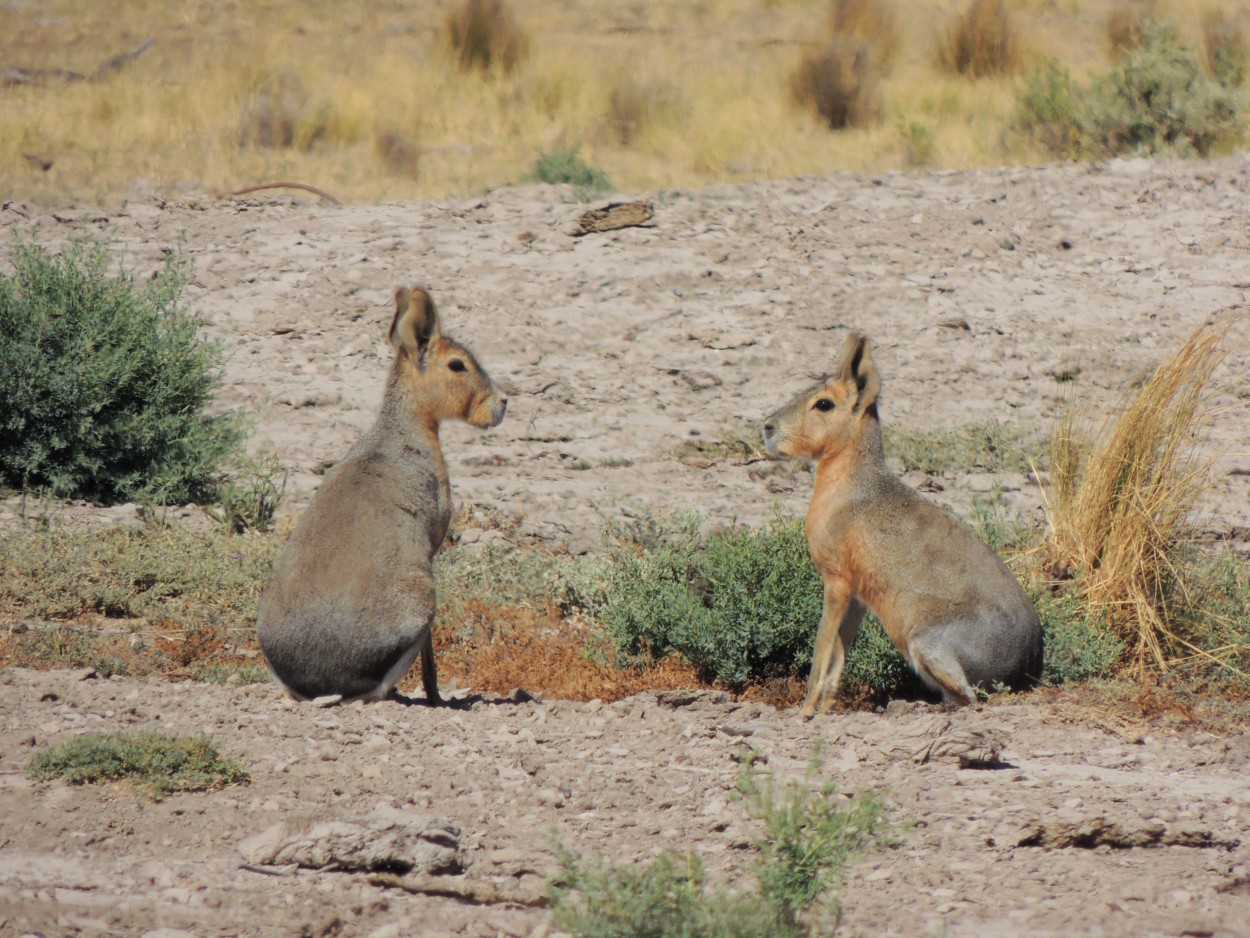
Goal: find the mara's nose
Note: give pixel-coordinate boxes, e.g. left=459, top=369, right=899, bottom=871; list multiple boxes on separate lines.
left=763, top=420, right=775, bottom=438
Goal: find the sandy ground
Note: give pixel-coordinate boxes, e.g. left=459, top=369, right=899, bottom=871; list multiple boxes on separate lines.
left=3, top=156, right=1250, bottom=936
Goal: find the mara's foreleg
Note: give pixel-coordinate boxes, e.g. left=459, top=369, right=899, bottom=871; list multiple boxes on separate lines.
left=800, top=579, right=864, bottom=718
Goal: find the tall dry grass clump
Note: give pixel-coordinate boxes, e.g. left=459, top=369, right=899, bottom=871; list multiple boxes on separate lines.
left=791, top=0, right=896, bottom=129
left=1105, top=1, right=1153, bottom=57
left=791, top=39, right=880, bottom=129
left=1202, top=11, right=1248, bottom=88
left=1045, top=321, right=1233, bottom=673
left=938, top=0, right=1019, bottom=79
left=829, top=0, right=898, bottom=70
left=446, top=0, right=528, bottom=74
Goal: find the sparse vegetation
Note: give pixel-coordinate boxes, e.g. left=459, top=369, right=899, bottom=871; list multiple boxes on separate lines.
left=551, top=756, right=887, bottom=937
left=937, top=0, right=1019, bottom=79
left=26, top=732, right=248, bottom=800
left=4, top=0, right=1248, bottom=203
left=885, top=420, right=1041, bottom=474
left=0, top=239, right=245, bottom=505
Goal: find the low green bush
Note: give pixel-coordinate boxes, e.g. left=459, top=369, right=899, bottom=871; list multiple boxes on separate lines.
left=1019, top=20, right=1244, bottom=159
left=1035, top=586, right=1124, bottom=686
left=529, top=145, right=612, bottom=198
left=26, top=732, right=248, bottom=800
left=570, top=514, right=916, bottom=697
left=0, top=239, right=245, bottom=504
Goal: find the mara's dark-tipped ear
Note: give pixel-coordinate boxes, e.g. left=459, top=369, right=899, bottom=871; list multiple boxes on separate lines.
left=388, top=286, right=442, bottom=360
left=836, top=333, right=881, bottom=412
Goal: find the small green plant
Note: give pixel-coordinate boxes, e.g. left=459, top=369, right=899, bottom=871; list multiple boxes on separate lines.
left=205, top=454, right=287, bottom=533
left=737, top=753, right=888, bottom=927
left=528, top=145, right=612, bottom=198
left=0, top=239, right=245, bottom=504
left=550, top=756, right=887, bottom=937
left=551, top=849, right=780, bottom=938
left=900, top=118, right=936, bottom=166
left=26, top=732, right=248, bottom=800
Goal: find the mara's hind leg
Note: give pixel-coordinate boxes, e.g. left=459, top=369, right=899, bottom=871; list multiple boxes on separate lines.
left=419, top=627, right=443, bottom=706
left=908, top=636, right=979, bottom=706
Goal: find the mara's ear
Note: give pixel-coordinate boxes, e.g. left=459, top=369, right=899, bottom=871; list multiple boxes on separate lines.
left=835, top=333, right=881, bottom=412
left=388, top=287, right=442, bottom=359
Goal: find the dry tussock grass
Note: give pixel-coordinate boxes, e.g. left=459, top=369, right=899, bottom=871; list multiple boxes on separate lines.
left=446, top=0, right=528, bottom=74
left=829, top=0, right=899, bottom=69
left=792, top=38, right=880, bottom=129
left=1045, top=320, right=1235, bottom=675
left=1105, top=1, right=1153, bottom=56
left=937, top=0, right=1020, bottom=78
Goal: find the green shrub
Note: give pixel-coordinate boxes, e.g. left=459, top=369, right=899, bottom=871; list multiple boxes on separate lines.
left=528, top=145, right=612, bottom=198
left=572, top=514, right=916, bottom=697
left=26, top=732, right=248, bottom=800
left=1020, top=20, right=1244, bottom=159
left=1035, top=586, right=1124, bottom=685
left=0, top=239, right=245, bottom=504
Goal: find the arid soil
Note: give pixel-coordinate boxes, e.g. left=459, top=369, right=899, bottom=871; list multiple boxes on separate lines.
left=3, top=156, right=1250, bottom=937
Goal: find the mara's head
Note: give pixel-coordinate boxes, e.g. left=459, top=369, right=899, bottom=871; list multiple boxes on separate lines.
left=389, top=286, right=507, bottom=429
left=762, top=333, right=881, bottom=460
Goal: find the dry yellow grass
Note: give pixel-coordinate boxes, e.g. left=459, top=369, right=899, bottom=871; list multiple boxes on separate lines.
left=1045, top=320, right=1237, bottom=674
left=0, top=0, right=1247, bottom=206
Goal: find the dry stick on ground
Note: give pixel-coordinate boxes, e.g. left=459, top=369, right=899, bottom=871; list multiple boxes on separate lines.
left=367, top=873, right=549, bottom=908
left=228, top=182, right=343, bottom=205
left=1, top=38, right=154, bottom=87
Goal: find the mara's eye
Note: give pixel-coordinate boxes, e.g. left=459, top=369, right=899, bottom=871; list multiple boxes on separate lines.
left=448, top=359, right=468, bottom=373
left=813, top=398, right=835, bottom=412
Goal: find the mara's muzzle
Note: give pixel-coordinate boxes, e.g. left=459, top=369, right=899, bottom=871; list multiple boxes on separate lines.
left=471, top=387, right=508, bottom=428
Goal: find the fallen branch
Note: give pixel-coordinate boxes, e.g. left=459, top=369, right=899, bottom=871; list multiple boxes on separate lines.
left=2, top=38, right=154, bottom=87
left=228, top=182, right=343, bottom=206
left=367, top=872, right=549, bottom=908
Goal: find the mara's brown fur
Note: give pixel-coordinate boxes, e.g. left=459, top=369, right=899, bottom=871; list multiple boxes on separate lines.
left=257, top=287, right=507, bottom=704
left=763, top=334, right=1041, bottom=716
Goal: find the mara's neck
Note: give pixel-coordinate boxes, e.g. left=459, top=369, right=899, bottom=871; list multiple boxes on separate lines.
left=372, top=364, right=447, bottom=476
left=812, top=410, right=887, bottom=493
